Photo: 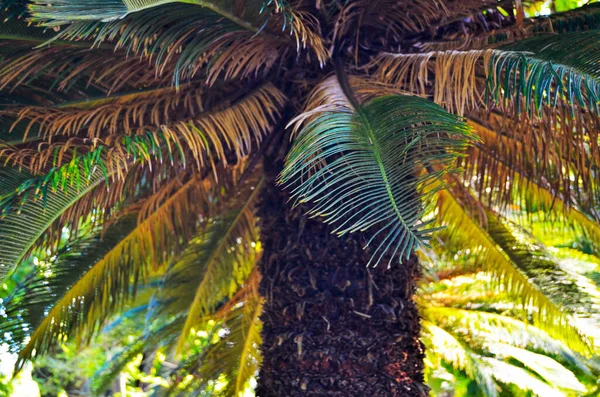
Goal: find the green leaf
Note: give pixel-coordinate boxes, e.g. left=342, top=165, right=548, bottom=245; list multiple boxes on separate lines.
left=0, top=222, right=114, bottom=351
left=422, top=321, right=498, bottom=396
left=422, top=307, right=592, bottom=375
left=482, top=357, right=566, bottom=397
left=281, top=90, right=474, bottom=267
left=156, top=297, right=263, bottom=397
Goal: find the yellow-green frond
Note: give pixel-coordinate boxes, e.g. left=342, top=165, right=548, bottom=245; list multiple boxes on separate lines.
left=14, top=172, right=216, bottom=369
left=436, top=186, right=592, bottom=355
left=174, top=174, right=263, bottom=353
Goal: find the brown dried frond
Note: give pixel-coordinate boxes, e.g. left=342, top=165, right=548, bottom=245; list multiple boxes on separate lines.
left=370, top=50, right=488, bottom=115
left=270, top=9, right=330, bottom=67
left=203, top=34, right=285, bottom=86
left=333, top=0, right=445, bottom=43
left=0, top=43, right=170, bottom=94
left=460, top=138, right=600, bottom=243
left=465, top=110, right=600, bottom=218
left=5, top=82, right=208, bottom=139
left=2, top=83, right=286, bottom=174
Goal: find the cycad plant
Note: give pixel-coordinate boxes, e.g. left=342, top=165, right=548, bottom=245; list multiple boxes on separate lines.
left=1, top=0, right=600, bottom=395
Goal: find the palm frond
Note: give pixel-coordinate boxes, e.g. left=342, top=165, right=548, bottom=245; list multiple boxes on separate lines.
left=435, top=186, right=592, bottom=355
left=333, top=0, right=505, bottom=43
left=423, top=319, right=588, bottom=397
left=281, top=75, right=474, bottom=266
left=147, top=168, right=263, bottom=353
left=14, top=171, right=217, bottom=369
left=0, top=43, right=171, bottom=94
left=372, top=31, right=600, bottom=116
left=0, top=0, right=29, bottom=18
left=29, top=0, right=266, bottom=31
left=487, top=216, right=597, bottom=317
left=482, top=357, right=570, bottom=397
left=488, top=342, right=587, bottom=393
left=422, top=321, right=498, bottom=396
left=419, top=3, right=600, bottom=51
left=0, top=166, right=33, bottom=197
left=31, top=5, right=258, bottom=86
left=422, top=307, right=590, bottom=372
left=157, top=294, right=263, bottom=397
left=2, top=83, right=285, bottom=177
left=0, top=220, right=130, bottom=351
left=465, top=117, right=600, bottom=219
left=0, top=84, right=282, bottom=282
left=463, top=119, right=600, bottom=244
left=0, top=168, right=109, bottom=281
left=27, top=1, right=326, bottom=85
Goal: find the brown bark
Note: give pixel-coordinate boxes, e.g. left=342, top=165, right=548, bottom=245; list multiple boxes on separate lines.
left=256, top=167, right=426, bottom=396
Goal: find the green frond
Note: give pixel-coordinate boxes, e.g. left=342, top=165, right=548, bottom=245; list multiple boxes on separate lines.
left=482, top=357, right=568, bottom=397
left=539, top=2, right=600, bottom=33
left=14, top=172, right=216, bottom=369
left=0, top=222, right=111, bottom=351
left=486, top=216, right=598, bottom=318
left=424, top=318, right=589, bottom=397
left=0, top=11, right=53, bottom=42
left=488, top=342, right=587, bottom=393
left=436, top=187, right=592, bottom=355
left=29, top=0, right=267, bottom=32
left=281, top=78, right=474, bottom=267
left=489, top=31, right=600, bottom=114
left=0, top=168, right=108, bottom=281
left=422, top=321, right=498, bottom=396
left=422, top=306, right=590, bottom=372
left=231, top=298, right=262, bottom=397
left=158, top=296, right=263, bottom=397
left=11, top=214, right=138, bottom=370
left=0, top=166, right=33, bottom=198
left=0, top=0, right=29, bottom=18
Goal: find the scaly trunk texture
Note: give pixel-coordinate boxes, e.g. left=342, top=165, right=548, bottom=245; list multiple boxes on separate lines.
left=256, top=166, right=426, bottom=396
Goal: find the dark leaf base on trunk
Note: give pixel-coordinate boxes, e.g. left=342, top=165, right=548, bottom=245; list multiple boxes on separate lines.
left=256, top=178, right=426, bottom=396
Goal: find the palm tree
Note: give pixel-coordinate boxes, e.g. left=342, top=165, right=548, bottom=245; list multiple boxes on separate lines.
left=1, top=0, right=600, bottom=395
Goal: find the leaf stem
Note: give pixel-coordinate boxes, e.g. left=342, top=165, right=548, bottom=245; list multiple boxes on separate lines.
left=333, top=56, right=360, bottom=109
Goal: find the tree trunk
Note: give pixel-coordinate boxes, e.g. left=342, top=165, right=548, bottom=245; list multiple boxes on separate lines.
left=256, top=167, right=426, bottom=396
